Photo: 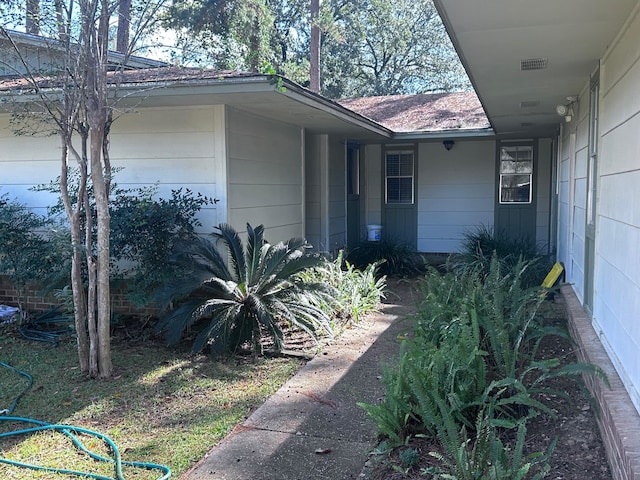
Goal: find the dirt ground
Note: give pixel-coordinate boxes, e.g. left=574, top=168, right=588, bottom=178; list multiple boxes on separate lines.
left=360, top=295, right=612, bottom=480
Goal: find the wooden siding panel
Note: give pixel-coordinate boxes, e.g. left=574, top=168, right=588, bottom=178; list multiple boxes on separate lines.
left=1, top=105, right=224, bottom=233
left=417, top=140, right=495, bottom=253
left=594, top=7, right=640, bottom=415
left=227, top=108, right=303, bottom=242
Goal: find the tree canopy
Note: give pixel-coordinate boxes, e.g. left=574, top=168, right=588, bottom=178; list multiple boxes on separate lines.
left=161, top=0, right=471, bottom=98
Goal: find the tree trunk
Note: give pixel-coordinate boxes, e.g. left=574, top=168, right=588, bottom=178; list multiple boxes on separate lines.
left=53, top=0, right=68, bottom=42
left=90, top=126, right=112, bottom=378
left=59, top=137, right=90, bottom=374
left=80, top=0, right=113, bottom=379
left=116, top=0, right=132, bottom=54
left=309, top=0, right=320, bottom=92
left=25, top=0, right=40, bottom=35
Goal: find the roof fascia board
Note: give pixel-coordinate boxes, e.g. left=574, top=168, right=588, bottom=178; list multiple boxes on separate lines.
left=1, top=29, right=167, bottom=68
left=279, top=78, right=393, bottom=139
left=394, top=128, right=495, bottom=141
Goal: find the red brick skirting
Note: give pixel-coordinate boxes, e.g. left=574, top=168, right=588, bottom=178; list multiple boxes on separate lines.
left=0, top=276, right=159, bottom=317
left=561, top=284, right=640, bottom=480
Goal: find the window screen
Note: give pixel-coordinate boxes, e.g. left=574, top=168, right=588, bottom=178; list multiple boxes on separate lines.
left=386, top=151, right=414, bottom=204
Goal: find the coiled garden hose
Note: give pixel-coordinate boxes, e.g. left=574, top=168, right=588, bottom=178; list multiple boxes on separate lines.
left=0, top=362, right=171, bottom=479
left=18, top=306, right=75, bottom=345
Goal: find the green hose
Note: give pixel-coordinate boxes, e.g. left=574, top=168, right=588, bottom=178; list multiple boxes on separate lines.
left=0, top=362, right=171, bottom=479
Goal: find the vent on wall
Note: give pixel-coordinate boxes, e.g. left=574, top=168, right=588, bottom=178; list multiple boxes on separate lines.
left=520, top=100, right=539, bottom=108
left=520, top=58, right=548, bottom=71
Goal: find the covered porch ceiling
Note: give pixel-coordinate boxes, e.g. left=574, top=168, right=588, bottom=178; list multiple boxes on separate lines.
left=434, top=0, right=638, bottom=136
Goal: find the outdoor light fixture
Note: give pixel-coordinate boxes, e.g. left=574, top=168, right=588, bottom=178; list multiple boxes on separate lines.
left=443, top=139, right=455, bottom=151
left=556, top=96, right=577, bottom=123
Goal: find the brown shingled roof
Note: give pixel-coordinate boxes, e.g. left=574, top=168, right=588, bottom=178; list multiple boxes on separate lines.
left=0, top=67, right=262, bottom=91
left=339, top=92, right=490, bottom=133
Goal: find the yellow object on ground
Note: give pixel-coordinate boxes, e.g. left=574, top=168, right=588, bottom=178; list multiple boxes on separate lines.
left=542, top=262, right=564, bottom=289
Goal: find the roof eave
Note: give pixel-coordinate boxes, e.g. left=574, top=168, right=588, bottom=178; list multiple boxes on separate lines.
left=394, top=127, right=495, bottom=141
left=279, top=78, right=393, bottom=139
left=431, top=0, right=497, bottom=133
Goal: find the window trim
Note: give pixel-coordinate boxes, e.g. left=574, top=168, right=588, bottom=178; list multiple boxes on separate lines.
left=385, top=149, right=415, bottom=205
left=498, top=143, right=534, bottom=205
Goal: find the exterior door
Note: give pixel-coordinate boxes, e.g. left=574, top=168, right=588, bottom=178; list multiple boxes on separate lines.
left=495, top=142, right=537, bottom=243
left=346, top=144, right=361, bottom=247
left=382, top=148, right=417, bottom=247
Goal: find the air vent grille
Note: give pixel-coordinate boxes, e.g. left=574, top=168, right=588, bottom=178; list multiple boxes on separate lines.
left=520, top=58, right=548, bottom=71
left=520, top=100, right=539, bottom=108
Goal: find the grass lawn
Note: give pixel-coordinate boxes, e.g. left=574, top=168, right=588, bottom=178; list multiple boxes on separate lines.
left=0, top=329, right=303, bottom=478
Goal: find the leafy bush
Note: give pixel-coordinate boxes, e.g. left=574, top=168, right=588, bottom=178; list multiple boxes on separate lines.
left=299, top=250, right=386, bottom=325
left=426, top=410, right=555, bottom=480
left=346, top=239, right=426, bottom=277
left=360, top=257, right=606, bottom=477
left=154, top=223, right=334, bottom=354
left=0, top=193, right=69, bottom=311
left=110, top=186, right=213, bottom=305
left=454, top=225, right=552, bottom=287
left=34, top=172, right=213, bottom=306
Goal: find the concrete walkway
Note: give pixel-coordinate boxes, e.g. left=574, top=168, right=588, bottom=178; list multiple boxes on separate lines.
left=180, top=280, right=419, bottom=480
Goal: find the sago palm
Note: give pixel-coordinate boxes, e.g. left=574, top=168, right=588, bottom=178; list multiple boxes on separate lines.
left=154, top=223, right=334, bottom=354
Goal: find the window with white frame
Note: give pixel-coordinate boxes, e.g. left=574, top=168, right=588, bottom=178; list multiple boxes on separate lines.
left=385, top=150, right=414, bottom=204
left=499, top=145, right=533, bottom=204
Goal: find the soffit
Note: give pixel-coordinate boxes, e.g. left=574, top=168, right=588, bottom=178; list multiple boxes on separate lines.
left=435, top=0, right=639, bottom=136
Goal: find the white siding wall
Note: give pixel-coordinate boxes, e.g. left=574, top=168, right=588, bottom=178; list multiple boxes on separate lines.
left=304, top=133, right=347, bottom=252
left=558, top=94, right=590, bottom=302
left=0, top=114, right=63, bottom=214
left=109, top=106, right=225, bottom=231
left=0, top=105, right=225, bottom=231
left=593, top=4, right=640, bottom=412
left=556, top=130, right=572, bottom=268
left=227, top=107, right=303, bottom=242
left=416, top=140, right=495, bottom=253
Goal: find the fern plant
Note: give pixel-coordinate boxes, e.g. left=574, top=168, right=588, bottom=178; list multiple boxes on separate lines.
left=154, top=223, right=334, bottom=354
left=299, top=250, right=386, bottom=324
left=426, top=410, right=555, bottom=480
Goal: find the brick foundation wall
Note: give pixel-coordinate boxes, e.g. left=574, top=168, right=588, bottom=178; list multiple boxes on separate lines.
left=0, top=276, right=159, bottom=317
left=561, top=285, right=640, bottom=480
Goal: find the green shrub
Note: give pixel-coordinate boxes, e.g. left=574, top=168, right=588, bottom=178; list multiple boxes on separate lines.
left=426, top=410, right=555, bottom=480
left=346, top=239, right=426, bottom=277
left=0, top=193, right=69, bottom=311
left=34, top=172, right=213, bottom=306
left=454, top=225, right=552, bottom=287
left=109, top=186, right=213, bottom=305
left=299, top=250, right=386, bottom=325
left=360, top=256, right=606, bottom=473
left=154, top=223, right=334, bottom=354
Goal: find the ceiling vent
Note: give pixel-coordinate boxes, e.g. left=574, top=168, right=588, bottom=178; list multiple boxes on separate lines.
left=520, top=58, right=548, bottom=71
left=520, top=100, right=539, bottom=108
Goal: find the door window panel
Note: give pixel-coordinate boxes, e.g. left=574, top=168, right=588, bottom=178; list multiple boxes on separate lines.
left=386, top=151, right=414, bottom=204
left=499, top=145, right=533, bottom=204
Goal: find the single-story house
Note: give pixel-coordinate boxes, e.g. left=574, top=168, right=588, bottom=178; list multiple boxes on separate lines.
left=2, top=1, right=640, bottom=474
